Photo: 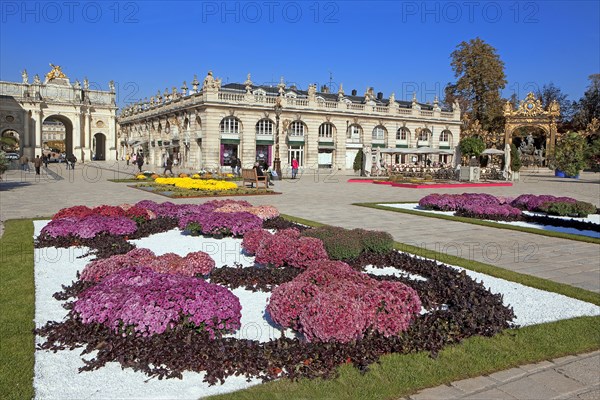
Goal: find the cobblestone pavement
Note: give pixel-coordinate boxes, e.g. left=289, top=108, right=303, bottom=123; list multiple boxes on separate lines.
left=1, top=161, right=599, bottom=399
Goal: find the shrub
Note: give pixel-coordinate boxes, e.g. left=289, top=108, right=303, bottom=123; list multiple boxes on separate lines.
left=52, top=205, right=94, bottom=220
left=302, top=226, right=395, bottom=260
left=539, top=200, right=597, bottom=218
left=510, top=143, right=522, bottom=172
left=511, top=194, right=578, bottom=212
left=74, top=266, right=241, bottom=337
left=41, top=215, right=138, bottom=239
left=302, top=226, right=363, bottom=260
left=359, top=230, right=394, bottom=254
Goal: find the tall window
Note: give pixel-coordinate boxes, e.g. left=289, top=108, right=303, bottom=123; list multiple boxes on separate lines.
left=347, top=124, right=362, bottom=139
left=256, top=119, right=274, bottom=135
left=396, top=127, right=409, bottom=140
left=319, top=122, right=334, bottom=138
left=440, top=130, right=452, bottom=144
left=372, top=125, right=386, bottom=140
left=418, top=129, right=430, bottom=141
left=289, top=121, right=305, bottom=136
left=288, top=145, right=304, bottom=166
left=220, top=117, right=240, bottom=134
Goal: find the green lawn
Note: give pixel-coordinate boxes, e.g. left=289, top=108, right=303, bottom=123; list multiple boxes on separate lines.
left=2, top=216, right=599, bottom=400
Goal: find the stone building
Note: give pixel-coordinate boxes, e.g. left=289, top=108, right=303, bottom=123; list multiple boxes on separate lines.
left=0, top=64, right=117, bottom=161
left=118, top=72, right=462, bottom=173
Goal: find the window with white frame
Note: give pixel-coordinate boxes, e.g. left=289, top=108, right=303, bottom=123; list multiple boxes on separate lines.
left=256, top=119, right=274, bottom=135
left=220, top=117, right=240, bottom=134
left=418, top=129, right=430, bottom=141
left=319, top=122, right=334, bottom=138
left=347, top=124, right=362, bottom=139
left=253, top=89, right=266, bottom=96
left=285, top=91, right=297, bottom=98
left=289, top=121, right=305, bottom=136
left=288, top=145, right=304, bottom=166
left=396, top=127, right=409, bottom=140
left=440, top=130, right=452, bottom=143
left=372, top=125, right=386, bottom=140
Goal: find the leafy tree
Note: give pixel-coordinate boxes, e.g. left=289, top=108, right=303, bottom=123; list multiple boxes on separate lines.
left=535, top=83, right=574, bottom=129
left=446, top=37, right=507, bottom=132
left=573, top=74, right=600, bottom=130
left=554, top=132, right=587, bottom=177
left=510, top=144, right=522, bottom=172
left=0, top=135, right=17, bottom=151
left=459, top=137, right=485, bottom=162
left=353, top=150, right=364, bottom=174
left=585, top=137, right=600, bottom=171
left=0, top=152, right=8, bottom=176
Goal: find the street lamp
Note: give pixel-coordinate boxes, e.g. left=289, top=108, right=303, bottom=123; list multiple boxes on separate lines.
left=273, top=96, right=283, bottom=180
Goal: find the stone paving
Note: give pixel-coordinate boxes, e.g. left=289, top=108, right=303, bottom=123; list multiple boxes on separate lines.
left=1, top=161, right=599, bottom=399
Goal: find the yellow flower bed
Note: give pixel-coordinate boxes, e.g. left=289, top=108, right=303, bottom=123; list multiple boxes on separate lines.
left=135, top=174, right=147, bottom=180
left=154, top=177, right=238, bottom=191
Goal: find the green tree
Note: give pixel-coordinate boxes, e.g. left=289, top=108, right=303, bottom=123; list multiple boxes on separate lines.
left=353, top=150, right=364, bottom=174
left=573, top=74, right=600, bottom=130
left=0, top=136, right=17, bottom=150
left=554, top=132, right=587, bottom=177
left=510, top=144, right=522, bottom=172
left=535, top=83, right=574, bottom=130
left=585, top=137, right=600, bottom=171
left=459, top=136, right=485, bottom=163
left=0, top=152, right=8, bottom=176
left=446, top=37, right=507, bottom=132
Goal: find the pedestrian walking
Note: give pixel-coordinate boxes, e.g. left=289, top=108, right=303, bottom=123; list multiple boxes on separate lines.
left=126, top=153, right=130, bottom=165
left=20, top=154, right=29, bottom=171
left=136, top=153, right=144, bottom=172
left=34, top=155, right=42, bottom=175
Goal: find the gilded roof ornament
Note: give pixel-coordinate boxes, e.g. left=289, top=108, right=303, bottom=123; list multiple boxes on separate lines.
left=45, top=63, right=67, bottom=81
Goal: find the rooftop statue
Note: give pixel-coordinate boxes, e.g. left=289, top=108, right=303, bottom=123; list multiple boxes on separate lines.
left=45, top=63, right=67, bottom=81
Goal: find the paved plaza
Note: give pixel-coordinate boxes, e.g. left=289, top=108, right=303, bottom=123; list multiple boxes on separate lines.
left=0, top=161, right=598, bottom=399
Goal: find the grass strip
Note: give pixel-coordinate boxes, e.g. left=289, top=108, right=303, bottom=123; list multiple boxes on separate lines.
left=355, top=202, right=600, bottom=245
left=208, top=316, right=600, bottom=400
left=0, top=219, right=35, bottom=400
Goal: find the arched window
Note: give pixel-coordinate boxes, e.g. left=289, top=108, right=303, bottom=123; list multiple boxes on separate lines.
left=347, top=124, right=362, bottom=139
left=319, top=122, right=335, bottom=138
left=256, top=119, right=274, bottom=135
left=220, top=117, right=240, bottom=134
left=440, top=130, right=452, bottom=144
left=418, top=129, right=430, bottom=141
left=396, top=127, right=409, bottom=141
left=285, top=91, right=297, bottom=98
left=289, top=121, right=305, bottom=136
left=372, top=125, right=386, bottom=140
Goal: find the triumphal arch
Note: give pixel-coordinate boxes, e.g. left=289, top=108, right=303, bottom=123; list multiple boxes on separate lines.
left=0, top=64, right=117, bottom=161
left=503, top=92, right=560, bottom=163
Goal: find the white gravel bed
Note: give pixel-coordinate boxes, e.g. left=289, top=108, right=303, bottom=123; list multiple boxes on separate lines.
left=33, top=221, right=600, bottom=399
left=381, top=203, right=600, bottom=239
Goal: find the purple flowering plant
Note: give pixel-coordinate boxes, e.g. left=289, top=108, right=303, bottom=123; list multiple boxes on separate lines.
left=74, top=265, right=242, bottom=338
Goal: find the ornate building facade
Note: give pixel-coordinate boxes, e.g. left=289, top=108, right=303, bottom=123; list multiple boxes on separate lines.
left=0, top=64, right=117, bottom=161
left=118, top=72, right=462, bottom=173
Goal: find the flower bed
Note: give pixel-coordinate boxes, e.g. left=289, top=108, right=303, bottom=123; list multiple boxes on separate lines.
left=419, top=193, right=599, bottom=222
left=35, top=202, right=536, bottom=392
left=154, top=177, right=238, bottom=191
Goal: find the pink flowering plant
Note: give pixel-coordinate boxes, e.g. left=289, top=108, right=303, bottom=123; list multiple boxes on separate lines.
left=74, top=265, right=242, bottom=337
left=249, top=228, right=329, bottom=269
left=267, top=260, right=421, bottom=343
left=179, top=211, right=262, bottom=237
left=81, top=248, right=216, bottom=282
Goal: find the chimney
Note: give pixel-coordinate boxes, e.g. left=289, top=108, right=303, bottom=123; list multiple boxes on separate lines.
left=351, top=89, right=357, bottom=96
left=377, top=92, right=383, bottom=100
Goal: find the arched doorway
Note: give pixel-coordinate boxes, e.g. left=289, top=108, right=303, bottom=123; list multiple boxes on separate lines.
left=43, top=115, right=73, bottom=158
left=503, top=92, right=560, bottom=156
left=512, top=126, right=547, bottom=167
left=93, top=133, right=106, bottom=160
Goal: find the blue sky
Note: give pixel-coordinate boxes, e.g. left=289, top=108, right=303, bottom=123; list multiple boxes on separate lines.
left=1, top=1, right=598, bottom=109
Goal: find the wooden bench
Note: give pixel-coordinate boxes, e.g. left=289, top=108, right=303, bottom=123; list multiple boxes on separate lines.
left=241, top=168, right=268, bottom=189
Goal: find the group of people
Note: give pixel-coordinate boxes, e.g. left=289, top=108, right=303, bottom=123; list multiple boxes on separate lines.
left=232, top=155, right=299, bottom=181
left=18, top=153, right=76, bottom=175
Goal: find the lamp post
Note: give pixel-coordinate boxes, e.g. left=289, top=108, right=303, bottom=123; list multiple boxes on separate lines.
left=273, top=96, right=283, bottom=180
